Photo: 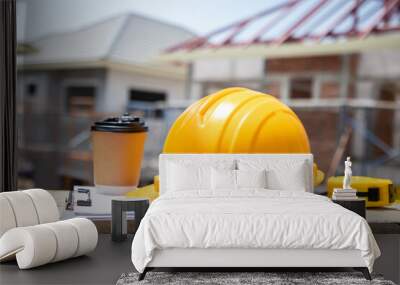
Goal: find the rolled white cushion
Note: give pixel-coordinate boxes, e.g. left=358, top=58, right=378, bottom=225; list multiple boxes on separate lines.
left=24, top=189, right=59, bottom=223
left=0, top=189, right=58, bottom=238
left=1, top=191, right=39, bottom=227
left=0, top=196, right=17, bottom=237
left=64, top=218, right=98, bottom=257
left=0, top=226, right=57, bottom=269
left=0, top=218, right=98, bottom=269
left=42, top=221, right=79, bottom=262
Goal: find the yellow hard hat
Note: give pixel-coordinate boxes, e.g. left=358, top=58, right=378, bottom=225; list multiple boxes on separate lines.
left=163, top=87, right=324, bottom=186
left=164, top=87, right=310, bottom=153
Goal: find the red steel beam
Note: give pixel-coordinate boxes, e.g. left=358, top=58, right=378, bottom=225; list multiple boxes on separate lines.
left=275, top=0, right=330, bottom=45
left=351, top=0, right=361, bottom=32
left=300, top=0, right=348, bottom=39
left=221, top=20, right=250, bottom=45
left=164, top=0, right=400, bottom=54
left=249, top=0, right=299, bottom=43
left=164, top=36, right=207, bottom=53
left=164, top=0, right=301, bottom=53
left=316, top=0, right=366, bottom=41
left=298, top=26, right=400, bottom=41
left=200, top=25, right=400, bottom=49
left=383, top=0, right=392, bottom=27
left=361, top=0, right=400, bottom=38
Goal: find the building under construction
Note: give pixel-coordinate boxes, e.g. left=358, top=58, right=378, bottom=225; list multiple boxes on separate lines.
left=17, top=0, right=400, bottom=189
left=158, top=0, right=400, bottom=186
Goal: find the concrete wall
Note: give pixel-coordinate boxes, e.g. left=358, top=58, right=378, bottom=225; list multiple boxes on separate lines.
left=17, top=72, right=49, bottom=114
left=355, top=50, right=400, bottom=157
left=358, top=50, right=400, bottom=80
left=19, top=67, right=187, bottom=114
left=193, top=58, right=265, bottom=81
left=17, top=68, right=108, bottom=188
left=103, top=69, right=187, bottom=113
left=18, top=68, right=107, bottom=114
left=295, top=110, right=339, bottom=174
left=17, top=67, right=187, bottom=188
left=191, top=58, right=265, bottom=99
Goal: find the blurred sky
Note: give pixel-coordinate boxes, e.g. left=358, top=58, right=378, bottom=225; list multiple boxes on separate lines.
left=17, top=0, right=384, bottom=42
left=17, top=0, right=286, bottom=40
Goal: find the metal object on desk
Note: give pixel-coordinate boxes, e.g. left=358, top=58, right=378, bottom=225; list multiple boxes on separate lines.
left=333, top=198, right=366, bottom=218
left=111, top=198, right=149, bottom=241
left=76, top=188, right=92, bottom=207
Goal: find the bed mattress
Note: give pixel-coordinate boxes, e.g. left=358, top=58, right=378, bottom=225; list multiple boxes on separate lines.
left=131, top=190, right=380, bottom=273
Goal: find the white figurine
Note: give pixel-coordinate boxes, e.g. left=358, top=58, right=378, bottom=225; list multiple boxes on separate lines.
left=343, top=156, right=352, bottom=190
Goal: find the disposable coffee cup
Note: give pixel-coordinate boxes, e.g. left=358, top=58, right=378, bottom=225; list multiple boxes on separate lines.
left=91, top=114, right=148, bottom=195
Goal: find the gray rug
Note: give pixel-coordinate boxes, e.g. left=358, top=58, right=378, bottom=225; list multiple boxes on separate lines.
left=116, top=272, right=396, bottom=285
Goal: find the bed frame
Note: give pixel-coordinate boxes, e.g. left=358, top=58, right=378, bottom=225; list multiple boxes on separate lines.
left=138, top=154, right=372, bottom=281
left=139, top=248, right=370, bottom=280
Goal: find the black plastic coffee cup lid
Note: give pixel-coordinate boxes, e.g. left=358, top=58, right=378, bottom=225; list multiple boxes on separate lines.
left=91, top=113, right=148, bottom=133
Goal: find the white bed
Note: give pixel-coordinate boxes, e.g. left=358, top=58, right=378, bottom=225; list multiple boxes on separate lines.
left=131, top=154, right=380, bottom=280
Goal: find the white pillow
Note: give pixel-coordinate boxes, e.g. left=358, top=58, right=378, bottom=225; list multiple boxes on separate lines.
left=166, top=159, right=236, bottom=192
left=236, top=169, right=267, bottom=189
left=211, top=168, right=236, bottom=190
left=211, top=169, right=268, bottom=190
left=238, top=159, right=308, bottom=191
left=266, top=163, right=307, bottom=191
left=167, top=162, right=210, bottom=191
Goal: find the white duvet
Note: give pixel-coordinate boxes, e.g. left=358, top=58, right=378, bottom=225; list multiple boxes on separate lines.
left=131, top=190, right=380, bottom=273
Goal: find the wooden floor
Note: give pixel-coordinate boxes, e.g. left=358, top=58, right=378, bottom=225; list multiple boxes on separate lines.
left=0, top=235, right=134, bottom=285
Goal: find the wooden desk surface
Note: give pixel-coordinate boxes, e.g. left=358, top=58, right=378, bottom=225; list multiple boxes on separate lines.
left=51, top=190, right=400, bottom=233
left=367, top=207, right=400, bottom=224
